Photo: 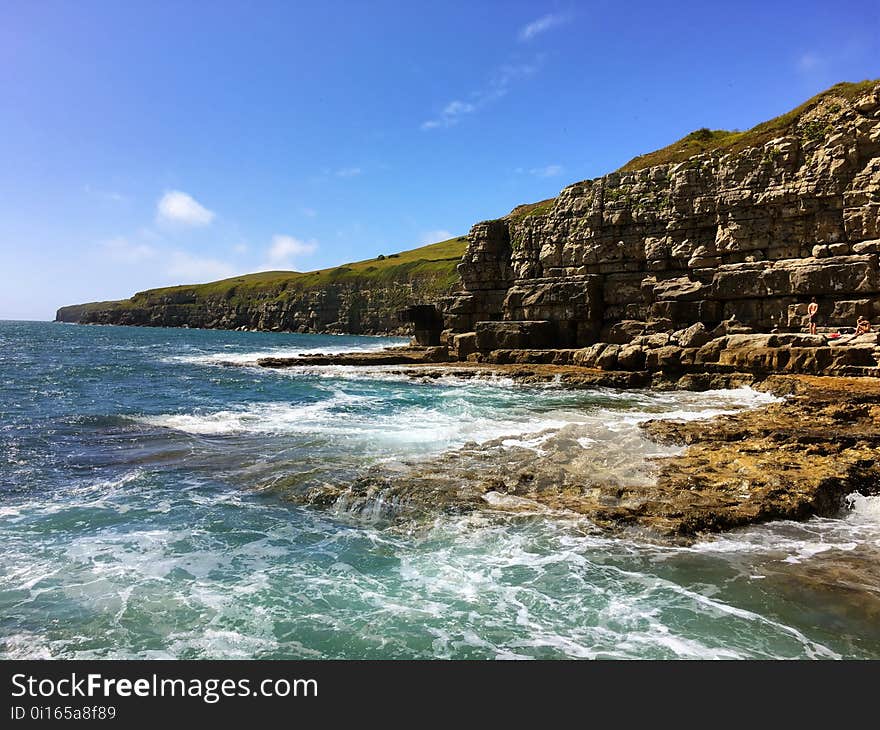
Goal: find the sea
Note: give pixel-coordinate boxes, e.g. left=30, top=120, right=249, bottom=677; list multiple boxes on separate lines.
left=1, top=320, right=878, bottom=659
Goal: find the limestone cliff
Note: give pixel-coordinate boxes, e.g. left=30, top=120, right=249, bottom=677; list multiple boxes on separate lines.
left=445, top=80, right=880, bottom=372
left=60, top=81, right=880, bottom=357
left=56, top=237, right=466, bottom=334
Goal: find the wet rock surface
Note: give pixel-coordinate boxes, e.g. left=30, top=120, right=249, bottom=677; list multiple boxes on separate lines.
left=257, top=346, right=450, bottom=367
left=270, top=355, right=880, bottom=542
left=636, top=375, right=880, bottom=537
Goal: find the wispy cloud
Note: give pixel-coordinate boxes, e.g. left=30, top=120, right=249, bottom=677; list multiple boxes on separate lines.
left=99, top=234, right=237, bottom=283
left=796, top=52, right=823, bottom=73
left=266, top=234, right=318, bottom=269
left=530, top=164, right=564, bottom=177
left=166, top=251, right=236, bottom=282
left=419, top=230, right=453, bottom=246
left=301, top=207, right=318, bottom=217
left=518, top=13, right=570, bottom=42
left=85, top=185, right=127, bottom=203
left=421, top=101, right=476, bottom=130
left=156, top=190, right=215, bottom=227
left=101, top=237, right=156, bottom=263
left=335, top=167, right=362, bottom=178
left=421, top=59, right=542, bottom=131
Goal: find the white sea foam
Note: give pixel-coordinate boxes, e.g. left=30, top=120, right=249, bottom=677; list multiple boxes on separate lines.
left=688, top=493, right=880, bottom=569
left=136, top=382, right=774, bottom=463
left=845, top=492, right=880, bottom=523
left=140, top=399, right=587, bottom=454
left=163, top=339, right=408, bottom=367
left=261, top=363, right=521, bottom=388
left=8, top=325, right=878, bottom=660
left=4, top=487, right=875, bottom=659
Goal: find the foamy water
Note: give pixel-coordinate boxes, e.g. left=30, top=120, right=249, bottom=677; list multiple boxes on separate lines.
left=1, top=322, right=878, bottom=659
left=162, top=335, right=409, bottom=366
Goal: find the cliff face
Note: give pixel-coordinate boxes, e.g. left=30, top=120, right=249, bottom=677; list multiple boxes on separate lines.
left=59, top=282, right=423, bottom=334
left=446, top=82, right=880, bottom=361
left=56, top=237, right=466, bottom=335
left=59, top=82, right=880, bottom=355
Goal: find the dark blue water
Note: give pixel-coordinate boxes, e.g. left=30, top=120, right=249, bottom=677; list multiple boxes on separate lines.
left=2, top=321, right=879, bottom=659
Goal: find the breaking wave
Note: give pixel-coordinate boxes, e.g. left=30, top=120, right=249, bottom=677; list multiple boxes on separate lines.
left=3, top=322, right=877, bottom=660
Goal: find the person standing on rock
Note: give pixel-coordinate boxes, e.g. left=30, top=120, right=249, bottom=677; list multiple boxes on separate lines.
left=807, top=298, right=819, bottom=335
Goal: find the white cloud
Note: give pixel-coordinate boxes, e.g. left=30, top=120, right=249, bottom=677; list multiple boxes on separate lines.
left=335, top=167, right=362, bottom=178
left=421, top=58, right=542, bottom=131
left=267, top=234, right=318, bottom=269
left=301, top=207, right=318, bottom=217
left=490, top=61, right=541, bottom=94
left=232, top=243, right=249, bottom=254
left=156, top=190, right=215, bottom=227
left=101, top=237, right=156, bottom=263
left=85, top=185, right=127, bottom=203
left=530, top=164, right=564, bottom=178
left=137, top=227, right=163, bottom=242
left=421, top=100, right=477, bottom=130
left=797, top=52, right=822, bottom=72
left=166, top=251, right=236, bottom=282
left=419, top=230, right=454, bottom=246
left=444, top=100, right=475, bottom=116
left=518, top=13, right=570, bottom=41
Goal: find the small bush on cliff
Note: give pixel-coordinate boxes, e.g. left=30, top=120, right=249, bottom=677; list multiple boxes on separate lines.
left=799, top=119, right=832, bottom=142
left=690, top=128, right=714, bottom=141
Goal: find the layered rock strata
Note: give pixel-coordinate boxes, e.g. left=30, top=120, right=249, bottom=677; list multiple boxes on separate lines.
left=57, top=281, right=433, bottom=335
left=444, top=83, right=880, bottom=376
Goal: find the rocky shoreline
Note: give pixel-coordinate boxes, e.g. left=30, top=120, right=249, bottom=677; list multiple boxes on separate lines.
left=252, top=348, right=880, bottom=543
left=59, top=80, right=880, bottom=542
left=639, top=374, right=880, bottom=537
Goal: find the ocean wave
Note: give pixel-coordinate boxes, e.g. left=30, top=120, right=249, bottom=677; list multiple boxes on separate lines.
left=161, top=339, right=409, bottom=367
left=134, top=384, right=775, bottom=460
left=690, top=493, right=880, bottom=561
left=268, top=364, right=520, bottom=388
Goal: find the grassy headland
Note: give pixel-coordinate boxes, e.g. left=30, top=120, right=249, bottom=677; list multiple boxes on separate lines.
left=60, top=236, right=468, bottom=320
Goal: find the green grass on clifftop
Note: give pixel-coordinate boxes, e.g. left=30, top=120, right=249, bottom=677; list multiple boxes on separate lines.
left=499, top=79, right=878, bottom=222
left=69, top=236, right=468, bottom=312
left=507, top=198, right=557, bottom=222
left=619, top=79, right=878, bottom=172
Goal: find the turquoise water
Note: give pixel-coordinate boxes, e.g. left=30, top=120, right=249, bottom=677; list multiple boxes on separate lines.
left=1, top=320, right=879, bottom=659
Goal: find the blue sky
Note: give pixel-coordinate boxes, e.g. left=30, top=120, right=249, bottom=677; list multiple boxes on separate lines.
left=1, top=0, right=878, bottom=320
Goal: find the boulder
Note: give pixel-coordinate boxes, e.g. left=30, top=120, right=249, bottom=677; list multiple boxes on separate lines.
left=631, top=332, right=670, bottom=349
left=617, top=344, right=647, bottom=370
left=711, top=318, right=754, bottom=338
left=646, top=345, right=683, bottom=371
left=674, top=322, right=713, bottom=348
left=573, top=342, right=608, bottom=368
left=474, top=320, right=555, bottom=351
left=852, top=239, right=880, bottom=254
left=603, top=319, right=647, bottom=344
left=596, top=343, right=621, bottom=370
left=695, top=338, right=728, bottom=364
left=452, top=332, right=478, bottom=360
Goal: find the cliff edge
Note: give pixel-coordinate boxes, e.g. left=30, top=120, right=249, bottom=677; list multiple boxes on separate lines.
left=443, top=80, right=880, bottom=376
left=56, top=237, right=466, bottom=334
